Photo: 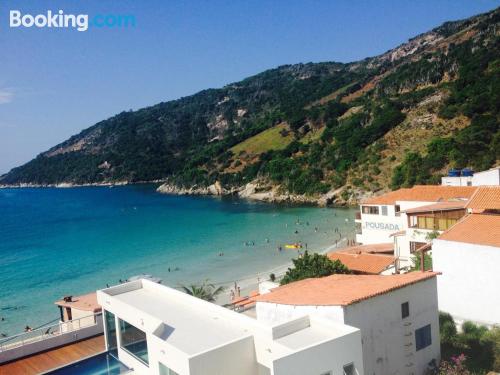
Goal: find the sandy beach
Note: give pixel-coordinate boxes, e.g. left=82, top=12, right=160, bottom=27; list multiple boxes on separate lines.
left=216, top=236, right=351, bottom=305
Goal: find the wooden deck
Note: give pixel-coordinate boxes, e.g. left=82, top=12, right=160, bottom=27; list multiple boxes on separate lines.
left=0, top=335, right=105, bottom=375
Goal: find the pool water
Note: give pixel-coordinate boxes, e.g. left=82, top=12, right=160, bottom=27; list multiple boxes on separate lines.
left=45, top=351, right=130, bottom=375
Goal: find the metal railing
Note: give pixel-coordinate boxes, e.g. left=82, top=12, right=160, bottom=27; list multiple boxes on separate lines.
left=0, top=312, right=102, bottom=352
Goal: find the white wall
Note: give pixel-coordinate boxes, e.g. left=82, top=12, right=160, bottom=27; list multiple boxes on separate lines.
left=357, top=201, right=436, bottom=246
left=441, top=176, right=473, bottom=186
left=343, top=278, right=440, bottom=375
left=256, top=278, right=440, bottom=375
left=433, top=239, right=500, bottom=326
left=272, top=329, right=364, bottom=375
left=256, top=303, right=345, bottom=325
left=188, top=337, right=258, bottom=375
left=472, top=168, right=500, bottom=186
left=357, top=204, right=404, bottom=244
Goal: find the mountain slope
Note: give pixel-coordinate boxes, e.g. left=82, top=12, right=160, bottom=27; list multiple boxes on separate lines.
left=2, top=8, right=499, bottom=204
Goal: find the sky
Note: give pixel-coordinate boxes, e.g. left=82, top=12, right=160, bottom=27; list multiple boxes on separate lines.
left=0, top=0, right=499, bottom=174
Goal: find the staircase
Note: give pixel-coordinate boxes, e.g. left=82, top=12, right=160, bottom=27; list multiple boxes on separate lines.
left=403, top=320, right=416, bottom=375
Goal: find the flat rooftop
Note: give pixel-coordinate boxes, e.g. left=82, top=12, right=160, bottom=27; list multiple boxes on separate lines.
left=99, top=280, right=358, bottom=360
left=275, top=323, right=333, bottom=350
left=106, top=282, right=252, bottom=355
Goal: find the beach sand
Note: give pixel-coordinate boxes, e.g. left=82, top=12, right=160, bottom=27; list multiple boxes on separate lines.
left=216, top=236, right=350, bottom=305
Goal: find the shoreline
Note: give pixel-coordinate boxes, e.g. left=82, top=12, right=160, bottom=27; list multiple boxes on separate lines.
left=0, top=181, right=359, bottom=207
left=215, top=236, right=351, bottom=305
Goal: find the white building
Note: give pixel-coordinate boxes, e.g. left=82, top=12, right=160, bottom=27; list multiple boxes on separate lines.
left=256, top=272, right=441, bottom=375
left=441, top=166, right=499, bottom=186
left=355, top=186, right=476, bottom=268
left=432, top=186, right=500, bottom=327
left=96, top=279, right=364, bottom=375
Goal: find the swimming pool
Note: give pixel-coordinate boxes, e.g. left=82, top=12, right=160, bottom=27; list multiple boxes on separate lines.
left=44, top=351, right=131, bottom=375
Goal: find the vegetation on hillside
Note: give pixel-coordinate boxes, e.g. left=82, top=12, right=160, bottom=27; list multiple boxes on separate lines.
left=2, top=8, right=499, bottom=203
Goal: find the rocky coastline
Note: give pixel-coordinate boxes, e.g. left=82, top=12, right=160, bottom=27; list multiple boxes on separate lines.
left=155, top=179, right=358, bottom=207
left=0, top=179, right=369, bottom=206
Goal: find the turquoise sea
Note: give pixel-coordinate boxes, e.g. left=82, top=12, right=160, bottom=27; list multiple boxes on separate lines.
left=0, top=185, right=355, bottom=336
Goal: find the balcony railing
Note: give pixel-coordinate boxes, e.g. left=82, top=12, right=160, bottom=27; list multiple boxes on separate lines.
left=0, top=313, right=102, bottom=352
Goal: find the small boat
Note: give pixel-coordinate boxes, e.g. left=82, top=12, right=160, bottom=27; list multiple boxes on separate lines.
left=285, top=243, right=302, bottom=249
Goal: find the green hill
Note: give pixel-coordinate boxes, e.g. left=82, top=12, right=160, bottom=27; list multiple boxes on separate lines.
left=2, top=7, right=499, bottom=204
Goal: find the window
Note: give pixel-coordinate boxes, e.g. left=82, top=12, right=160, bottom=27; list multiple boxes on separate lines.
left=104, top=311, right=117, bottom=351
left=401, top=302, right=409, bottom=319
left=159, top=363, right=179, bottom=375
left=119, top=319, right=149, bottom=365
left=343, top=363, right=356, bottom=375
left=362, top=206, right=379, bottom=215
left=415, top=324, right=432, bottom=351
left=381, top=206, right=388, bottom=216
left=395, top=205, right=401, bottom=216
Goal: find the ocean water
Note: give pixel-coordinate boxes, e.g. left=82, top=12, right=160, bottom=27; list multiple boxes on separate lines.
left=0, top=185, right=355, bottom=336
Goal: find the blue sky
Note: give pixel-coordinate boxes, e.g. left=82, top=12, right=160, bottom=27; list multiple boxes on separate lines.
left=0, top=0, right=499, bottom=174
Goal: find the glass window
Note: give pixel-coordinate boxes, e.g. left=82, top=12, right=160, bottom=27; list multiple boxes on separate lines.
left=343, top=363, right=356, bottom=375
left=159, top=362, right=179, bottom=375
left=381, top=206, right=388, bottom=216
left=362, top=206, right=379, bottom=215
left=395, top=205, right=401, bottom=216
left=104, top=311, right=117, bottom=351
left=438, top=218, right=448, bottom=231
left=415, top=324, right=432, bottom=351
left=401, top=302, right=410, bottom=319
left=119, top=319, right=149, bottom=365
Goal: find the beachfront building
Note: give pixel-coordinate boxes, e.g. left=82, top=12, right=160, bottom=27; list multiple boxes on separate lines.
left=441, top=166, right=500, bottom=186
left=255, top=271, right=441, bottom=375
left=432, top=186, right=500, bottom=327
left=97, top=279, right=364, bottom=375
left=355, top=186, right=476, bottom=268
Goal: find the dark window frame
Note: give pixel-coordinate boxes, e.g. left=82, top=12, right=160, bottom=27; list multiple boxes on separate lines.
left=415, top=324, right=432, bottom=351
left=401, top=302, right=410, bottom=319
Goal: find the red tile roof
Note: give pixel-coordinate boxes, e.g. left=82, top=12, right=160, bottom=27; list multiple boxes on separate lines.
left=328, top=252, right=395, bottom=274
left=340, top=243, right=394, bottom=254
left=362, top=186, right=477, bottom=205
left=404, top=201, right=467, bottom=214
left=438, top=213, right=500, bottom=248
left=466, top=186, right=500, bottom=210
left=256, top=272, right=439, bottom=306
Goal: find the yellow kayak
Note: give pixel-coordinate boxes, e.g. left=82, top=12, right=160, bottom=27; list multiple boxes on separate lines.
left=285, top=244, right=302, bottom=249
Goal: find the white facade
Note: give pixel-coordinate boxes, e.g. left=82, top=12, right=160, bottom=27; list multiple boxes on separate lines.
left=356, top=200, right=439, bottom=268
left=441, top=176, right=473, bottom=186
left=257, top=277, right=440, bottom=375
left=433, top=238, right=500, bottom=326
left=472, top=167, right=500, bottom=186
left=441, top=167, right=500, bottom=186
left=97, top=279, right=364, bottom=375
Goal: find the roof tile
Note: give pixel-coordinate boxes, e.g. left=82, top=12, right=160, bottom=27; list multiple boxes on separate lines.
left=256, top=272, right=438, bottom=306
left=328, top=252, right=395, bottom=274
left=362, top=186, right=477, bottom=205
left=438, top=213, right=500, bottom=247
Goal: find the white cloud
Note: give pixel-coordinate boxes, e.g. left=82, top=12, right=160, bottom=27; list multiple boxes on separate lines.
left=0, top=89, right=13, bottom=104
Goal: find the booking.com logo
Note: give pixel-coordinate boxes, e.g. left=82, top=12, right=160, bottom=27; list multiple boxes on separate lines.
left=9, top=10, right=136, bottom=31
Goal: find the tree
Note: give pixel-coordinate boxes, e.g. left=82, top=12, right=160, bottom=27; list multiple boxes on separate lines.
left=411, top=252, right=432, bottom=271
left=180, top=280, right=225, bottom=302
left=280, top=251, right=350, bottom=285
